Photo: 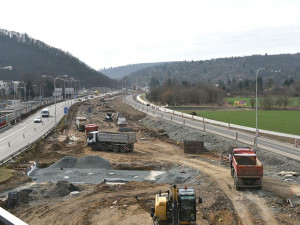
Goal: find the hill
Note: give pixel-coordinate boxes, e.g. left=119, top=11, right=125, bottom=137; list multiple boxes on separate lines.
left=100, top=62, right=164, bottom=79
left=0, top=29, right=117, bottom=87
left=129, top=54, right=300, bottom=88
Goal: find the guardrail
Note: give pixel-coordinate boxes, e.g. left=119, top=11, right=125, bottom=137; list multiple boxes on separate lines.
left=0, top=207, right=28, bottom=225
left=0, top=100, right=76, bottom=166
left=134, top=95, right=300, bottom=145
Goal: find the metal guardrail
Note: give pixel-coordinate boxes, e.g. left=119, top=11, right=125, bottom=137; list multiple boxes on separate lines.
left=135, top=95, right=300, bottom=142
left=0, top=100, right=77, bottom=167
left=0, top=207, right=28, bottom=225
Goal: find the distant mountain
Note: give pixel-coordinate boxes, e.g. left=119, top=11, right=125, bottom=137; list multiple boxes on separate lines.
left=100, top=62, right=165, bottom=79
left=0, top=29, right=117, bottom=87
left=129, top=54, right=300, bottom=87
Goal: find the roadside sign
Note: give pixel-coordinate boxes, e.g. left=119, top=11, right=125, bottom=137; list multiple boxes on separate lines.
left=64, top=107, right=68, bottom=114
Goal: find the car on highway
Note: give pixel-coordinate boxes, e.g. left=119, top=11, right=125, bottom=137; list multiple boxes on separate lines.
left=34, top=116, right=42, bottom=123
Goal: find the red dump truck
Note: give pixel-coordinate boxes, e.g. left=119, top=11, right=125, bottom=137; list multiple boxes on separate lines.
left=230, top=147, right=263, bottom=190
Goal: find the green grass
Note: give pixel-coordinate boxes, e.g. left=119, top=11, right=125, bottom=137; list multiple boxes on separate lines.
left=181, top=110, right=300, bottom=135
left=0, top=167, right=14, bottom=183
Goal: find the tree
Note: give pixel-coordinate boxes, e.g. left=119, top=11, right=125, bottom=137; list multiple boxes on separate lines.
left=281, top=96, right=289, bottom=109
left=250, top=98, right=255, bottom=108
left=266, top=78, right=273, bottom=88
left=160, top=90, right=173, bottom=105
left=261, top=95, right=274, bottom=110
left=149, top=77, right=160, bottom=88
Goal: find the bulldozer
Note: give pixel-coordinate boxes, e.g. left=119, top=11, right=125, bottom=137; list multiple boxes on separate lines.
left=151, top=185, right=202, bottom=225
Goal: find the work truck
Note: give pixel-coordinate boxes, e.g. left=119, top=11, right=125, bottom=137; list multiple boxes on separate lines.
left=230, top=147, right=263, bottom=190
left=75, top=117, right=87, bottom=132
left=87, top=131, right=136, bottom=153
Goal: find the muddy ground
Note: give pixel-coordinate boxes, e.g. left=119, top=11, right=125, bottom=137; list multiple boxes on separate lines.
left=1, top=94, right=300, bottom=225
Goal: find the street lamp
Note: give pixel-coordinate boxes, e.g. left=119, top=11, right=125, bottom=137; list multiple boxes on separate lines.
left=16, top=87, right=25, bottom=101
left=255, top=68, right=265, bottom=146
left=28, top=84, right=36, bottom=101
left=0, top=66, right=12, bottom=70
left=42, top=74, right=68, bottom=142
left=0, top=66, right=12, bottom=102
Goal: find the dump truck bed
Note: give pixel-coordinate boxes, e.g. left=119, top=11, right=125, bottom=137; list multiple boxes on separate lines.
left=96, top=132, right=136, bottom=144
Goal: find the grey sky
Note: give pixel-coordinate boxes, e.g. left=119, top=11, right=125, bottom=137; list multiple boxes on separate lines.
left=1, top=0, right=300, bottom=70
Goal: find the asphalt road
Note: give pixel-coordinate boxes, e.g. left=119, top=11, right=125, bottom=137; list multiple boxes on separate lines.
left=125, top=95, right=300, bottom=161
left=0, top=100, right=74, bottom=163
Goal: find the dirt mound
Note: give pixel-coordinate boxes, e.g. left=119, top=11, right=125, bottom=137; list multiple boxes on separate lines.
left=155, top=166, right=200, bottom=184
left=75, top=156, right=111, bottom=169
left=46, top=181, right=80, bottom=197
left=48, top=156, right=111, bottom=169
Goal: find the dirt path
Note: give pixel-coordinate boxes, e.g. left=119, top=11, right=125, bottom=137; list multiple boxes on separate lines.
left=135, top=137, right=279, bottom=225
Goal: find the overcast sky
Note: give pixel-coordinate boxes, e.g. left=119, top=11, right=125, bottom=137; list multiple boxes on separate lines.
left=1, top=0, right=300, bottom=70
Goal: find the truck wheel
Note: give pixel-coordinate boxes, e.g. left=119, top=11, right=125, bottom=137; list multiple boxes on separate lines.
left=113, top=145, right=119, bottom=152
left=100, top=144, right=106, bottom=151
left=120, top=146, right=127, bottom=153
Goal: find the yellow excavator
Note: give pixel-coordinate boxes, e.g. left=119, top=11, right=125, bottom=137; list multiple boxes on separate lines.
left=151, top=185, right=202, bottom=225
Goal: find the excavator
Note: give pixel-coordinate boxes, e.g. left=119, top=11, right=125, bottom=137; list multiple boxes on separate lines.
left=151, top=185, right=202, bottom=225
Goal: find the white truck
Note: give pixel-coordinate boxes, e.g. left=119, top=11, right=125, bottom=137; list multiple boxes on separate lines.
left=87, top=131, right=136, bottom=153
left=41, top=108, right=50, bottom=117
left=75, top=116, right=87, bottom=132
left=117, top=117, right=127, bottom=127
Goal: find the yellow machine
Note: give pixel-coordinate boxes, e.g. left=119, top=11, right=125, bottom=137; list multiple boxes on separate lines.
left=151, top=185, right=202, bottom=225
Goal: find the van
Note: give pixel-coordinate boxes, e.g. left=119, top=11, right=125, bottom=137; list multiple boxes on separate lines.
left=41, top=108, right=50, bottom=117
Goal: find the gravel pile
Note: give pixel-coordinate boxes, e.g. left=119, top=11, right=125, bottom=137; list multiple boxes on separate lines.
left=155, top=166, right=201, bottom=184
left=48, top=156, right=111, bottom=169
left=142, top=116, right=300, bottom=184
left=142, top=117, right=239, bottom=152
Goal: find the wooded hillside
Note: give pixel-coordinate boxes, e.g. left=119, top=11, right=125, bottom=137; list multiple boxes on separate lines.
left=0, top=29, right=117, bottom=87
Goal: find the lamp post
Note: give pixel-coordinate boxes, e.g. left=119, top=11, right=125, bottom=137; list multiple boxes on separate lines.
left=0, top=66, right=12, bottom=102
left=255, top=68, right=265, bottom=146
left=42, top=74, right=67, bottom=142
left=28, top=84, right=36, bottom=101
left=16, top=87, right=25, bottom=101
left=0, top=66, right=12, bottom=70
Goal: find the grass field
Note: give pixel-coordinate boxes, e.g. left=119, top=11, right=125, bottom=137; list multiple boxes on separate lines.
left=180, top=110, right=300, bottom=135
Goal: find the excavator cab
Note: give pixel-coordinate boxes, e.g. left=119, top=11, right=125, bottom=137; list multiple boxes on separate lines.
left=178, top=187, right=197, bottom=223
left=151, top=185, right=200, bottom=225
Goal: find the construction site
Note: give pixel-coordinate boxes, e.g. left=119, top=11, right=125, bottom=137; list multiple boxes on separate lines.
left=1, top=94, right=300, bottom=225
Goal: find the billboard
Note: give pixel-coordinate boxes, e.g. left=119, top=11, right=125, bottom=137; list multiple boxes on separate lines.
left=234, top=100, right=247, bottom=107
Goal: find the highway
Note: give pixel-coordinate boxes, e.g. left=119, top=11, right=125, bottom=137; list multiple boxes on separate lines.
left=125, top=95, right=300, bottom=161
left=0, top=100, right=73, bottom=164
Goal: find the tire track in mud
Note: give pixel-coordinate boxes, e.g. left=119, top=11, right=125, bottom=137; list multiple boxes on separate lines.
left=155, top=154, right=278, bottom=225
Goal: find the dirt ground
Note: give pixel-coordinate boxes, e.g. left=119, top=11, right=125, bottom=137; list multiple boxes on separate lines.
left=1, top=94, right=300, bottom=225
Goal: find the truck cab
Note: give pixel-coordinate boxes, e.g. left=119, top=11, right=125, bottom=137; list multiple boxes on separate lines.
left=87, top=131, right=98, bottom=145
left=41, top=108, right=50, bottom=117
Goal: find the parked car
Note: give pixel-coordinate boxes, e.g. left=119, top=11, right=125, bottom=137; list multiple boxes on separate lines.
left=190, top=112, right=197, bottom=115
left=34, top=116, right=42, bottom=123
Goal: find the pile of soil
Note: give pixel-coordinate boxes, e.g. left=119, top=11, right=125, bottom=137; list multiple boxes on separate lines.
left=45, top=181, right=80, bottom=198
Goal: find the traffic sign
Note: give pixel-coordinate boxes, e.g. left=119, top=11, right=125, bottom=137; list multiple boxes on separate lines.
left=64, top=107, right=69, bottom=114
